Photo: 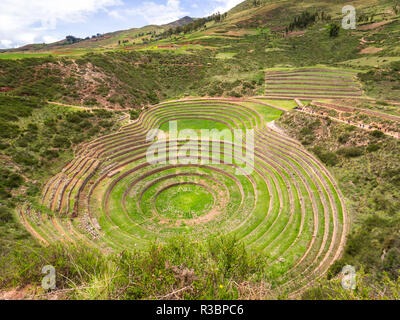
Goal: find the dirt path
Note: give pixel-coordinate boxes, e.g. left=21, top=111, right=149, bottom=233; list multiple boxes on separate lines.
left=47, top=101, right=127, bottom=112
left=312, top=101, right=400, bottom=122
left=299, top=104, right=400, bottom=139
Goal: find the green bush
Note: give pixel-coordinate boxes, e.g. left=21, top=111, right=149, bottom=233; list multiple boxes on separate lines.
left=337, top=146, right=364, bottom=158
left=0, top=186, right=11, bottom=200
left=367, top=143, right=381, bottom=152
left=370, top=130, right=385, bottom=138
left=312, top=146, right=339, bottom=166
left=84, top=98, right=98, bottom=106
left=129, top=109, right=141, bottom=120
left=376, top=101, right=389, bottom=106
left=66, top=113, right=82, bottom=124
left=383, top=248, right=400, bottom=279
left=12, top=152, right=39, bottom=167
left=0, top=206, right=13, bottom=222
left=0, top=122, right=19, bottom=139
left=0, top=243, right=108, bottom=289
left=0, top=169, right=23, bottom=189
left=338, top=133, right=350, bottom=144
left=41, top=149, right=59, bottom=160
left=52, top=136, right=71, bottom=149
left=0, top=111, right=19, bottom=122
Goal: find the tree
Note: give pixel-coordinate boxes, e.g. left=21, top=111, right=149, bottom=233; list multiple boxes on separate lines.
left=253, top=0, right=261, bottom=7
left=65, top=35, right=82, bottom=44
left=256, top=27, right=271, bottom=40
left=328, top=23, right=340, bottom=37
left=287, top=10, right=331, bottom=32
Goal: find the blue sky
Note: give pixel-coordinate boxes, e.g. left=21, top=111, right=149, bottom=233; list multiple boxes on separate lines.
left=0, top=0, right=243, bottom=49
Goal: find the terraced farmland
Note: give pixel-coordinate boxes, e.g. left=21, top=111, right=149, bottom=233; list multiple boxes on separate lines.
left=19, top=99, right=347, bottom=294
left=265, top=68, right=363, bottom=100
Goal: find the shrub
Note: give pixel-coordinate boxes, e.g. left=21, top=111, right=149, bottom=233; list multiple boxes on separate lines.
left=41, top=149, right=59, bottom=160
left=0, top=186, right=11, bottom=200
left=228, top=91, right=242, bottom=98
left=390, top=61, right=400, bottom=72
left=312, top=146, right=339, bottom=166
left=79, top=120, right=93, bottom=130
left=87, top=126, right=100, bottom=136
left=27, top=123, right=38, bottom=132
left=66, top=113, right=83, bottom=124
left=300, top=127, right=313, bottom=136
left=376, top=101, right=389, bottom=106
left=0, top=169, right=24, bottom=189
left=52, top=136, right=71, bottom=149
left=12, top=152, right=39, bottom=167
left=0, top=112, right=19, bottom=122
left=383, top=248, right=400, bottom=279
left=43, top=119, right=57, bottom=129
left=0, top=122, right=19, bottom=139
left=64, top=77, right=77, bottom=85
left=0, top=142, right=10, bottom=150
left=328, top=23, right=340, bottom=37
left=337, top=146, right=364, bottom=158
left=84, top=98, right=98, bottom=106
left=370, top=130, right=384, bottom=138
left=0, top=244, right=108, bottom=289
left=93, top=109, right=113, bottom=118
left=0, top=206, right=13, bottom=222
left=129, top=109, right=141, bottom=120
left=99, top=120, right=112, bottom=129
left=367, top=143, right=381, bottom=152
left=338, top=133, right=350, bottom=144
left=26, top=184, right=40, bottom=196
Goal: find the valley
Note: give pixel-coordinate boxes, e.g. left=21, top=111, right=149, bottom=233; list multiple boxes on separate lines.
left=0, top=0, right=400, bottom=300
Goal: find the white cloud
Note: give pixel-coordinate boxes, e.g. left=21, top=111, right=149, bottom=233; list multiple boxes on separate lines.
left=125, top=0, right=188, bottom=25
left=0, top=0, right=121, bottom=48
left=42, top=35, right=60, bottom=44
left=0, top=0, right=245, bottom=49
left=0, top=40, right=12, bottom=48
left=108, top=9, right=124, bottom=20
left=208, top=0, right=243, bottom=14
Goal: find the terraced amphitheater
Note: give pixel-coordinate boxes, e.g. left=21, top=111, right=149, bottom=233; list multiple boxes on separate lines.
left=265, top=68, right=362, bottom=100
left=19, top=99, right=347, bottom=294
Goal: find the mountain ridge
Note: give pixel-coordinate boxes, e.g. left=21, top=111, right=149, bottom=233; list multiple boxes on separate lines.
left=2, top=15, right=195, bottom=52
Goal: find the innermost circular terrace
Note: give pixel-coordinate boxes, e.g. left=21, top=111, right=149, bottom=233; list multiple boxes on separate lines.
left=155, top=183, right=215, bottom=220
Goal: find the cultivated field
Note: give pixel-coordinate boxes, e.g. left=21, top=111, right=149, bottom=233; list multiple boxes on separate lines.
left=18, top=99, right=347, bottom=294
left=264, top=67, right=363, bottom=100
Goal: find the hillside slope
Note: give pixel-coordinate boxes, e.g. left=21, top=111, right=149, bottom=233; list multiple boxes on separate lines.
left=2, top=16, right=195, bottom=54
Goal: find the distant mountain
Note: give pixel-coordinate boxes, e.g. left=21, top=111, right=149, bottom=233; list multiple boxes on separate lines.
left=163, top=16, right=194, bottom=29
left=5, top=16, right=195, bottom=52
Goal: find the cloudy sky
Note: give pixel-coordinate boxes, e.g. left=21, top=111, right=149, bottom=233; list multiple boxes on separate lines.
left=0, top=0, right=243, bottom=49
